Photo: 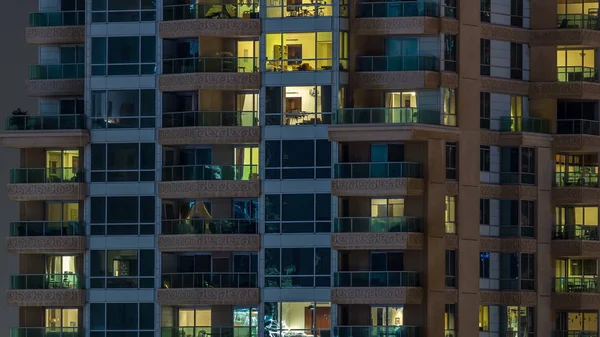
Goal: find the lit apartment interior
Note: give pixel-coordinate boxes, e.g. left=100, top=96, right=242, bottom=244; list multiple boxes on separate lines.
left=162, top=91, right=259, bottom=127
left=555, top=312, right=599, bottom=334
left=161, top=306, right=258, bottom=337
left=336, top=197, right=421, bottom=232
left=161, top=199, right=258, bottom=234
left=15, top=201, right=81, bottom=236
left=17, top=308, right=81, bottom=332
left=265, top=32, right=333, bottom=71
left=556, top=100, right=599, bottom=135
left=161, top=253, right=258, bottom=288
left=164, top=0, right=260, bottom=19
left=265, top=85, right=332, bottom=125
left=557, top=47, right=596, bottom=82
left=557, top=0, right=600, bottom=28
left=554, top=206, right=599, bottom=240
left=162, top=38, right=258, bottom=73
left=17, top=255, right=81, bottom=289
left=555, top=153, right=599, bottom=186
left=478, top=306, right=534, bottom=334
left=264, top=0, right=333, bottom=18
left=16, top=149, right=82, bottom=183
left=264, top=302, right=331, bottom=337
left=161, top=146, right=259, bottom=181
left=554, top=259, right=599, bottom=292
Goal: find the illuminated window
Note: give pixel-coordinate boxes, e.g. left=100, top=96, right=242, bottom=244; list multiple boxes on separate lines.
left=479, top=305, right=489, bottom=331
left=445, top=196, right=456, bottom=234
left=265, top=32, right=333, bottom=72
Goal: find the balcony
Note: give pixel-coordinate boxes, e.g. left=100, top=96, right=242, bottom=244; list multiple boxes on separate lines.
left=10, top=327, right=84, bottom=337
left=0, top=114, right=88, bottom=148
left=335, top=326, right=421, bottom=337
left=159, top=4, right=260, bottom=39
left=553, top=172, right=600, bottom=204
left=328, top=108, right=459, bottom=142
left=332, top=217, right=423, bottom=250
left=555, top=119, right=600, bottom=152
left=552, top=331, right=599, bottom=337
left=158, top=219, right=260, bottom=252
left=26, top=11, right=85, bottom=44
left=159, top=57, right=260, bottom=91
left=159, top=111, right=260, bottom=145
left=7, top=221, right=86, bottom=254
left=552, top=277, right=600, bottom=310
left=331, top=162, right=424, bottom=197
left=161, top=327, right=257, bottom=337
left=158, top=272, right=259, bottom=305
left=552, top=225, right=600, bottom=257
left=353, top=55, right=440, bottom=89
left=7, top=168, right=85, bottom=201
left=531, top=14, right=600, bottom=47
left=6, top=274, right=85, bottom=306
left=354, top=1, right=441, bottom=35
left=159, top=165, right=260, bottom=199
left=480, top=116, right=552, bottom=147
left=26, top=64, right=84, bottom=97
left=332, top=271, right=422, bottom=304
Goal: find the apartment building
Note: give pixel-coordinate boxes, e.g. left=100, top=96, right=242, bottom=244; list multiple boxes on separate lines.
left=2, top=0, right=600, bottom=336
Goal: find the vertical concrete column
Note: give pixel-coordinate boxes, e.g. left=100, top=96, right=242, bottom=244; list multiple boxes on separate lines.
left=535, top=146, right=554, bottom=336
left=457, top=0, right=481, bottom=335
left=424, top=139, right=446, bottom=337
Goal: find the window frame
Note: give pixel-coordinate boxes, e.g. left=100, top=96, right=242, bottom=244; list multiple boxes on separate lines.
left=90, top=89, right=156, bottom=129
left=265, top=140, right=332, bottom=179
left=480, top=39, right=491, bottom=76
left=445, top=196, right=456, bottom=234
left=264, top=193, right=332, bottom=233
left=480, top=252, right=490, bottom=278
left=510, top=42, right=524, bottom=80
left=91, top=36, right=157, bottom=76
left=90, top=196, right=156, bottom=235
left=445, top=250, right=457, bottom=287
left=265, top=85, right=334, bottom=125
left=480, top=92, right=491, bottom=129
left=264, top=247, right=331, bottom=287
left=91, top=0, right=157, bottom=23
left=91, top=142, right=156, bottom=182
left=89, top=302, right=155, bottom=332
left=90, top=249, right=155, bottom=289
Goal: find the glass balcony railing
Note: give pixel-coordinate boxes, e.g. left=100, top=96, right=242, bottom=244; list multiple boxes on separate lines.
left=161, top=327, right=257, bottom=337
left=334, top=217, right=421, bottom=233
left=10, top=327, right=84, bottom=337
left=5, top=115, right=85, bottom=131
left=556, top=119, right=600, bottom=136
left=162, top=111, right=258, bottom=128
left=334, top=271, right=420, bottom=287
left=558, top=13, right=600, bottom=30
left=356, top=55, right=439, bottom=72
left=29, top=11, right=85, bottom=27
left=335, top=326, right=421, bottom=337
left=10, top=168, right=84, bottom=184
left=161, top=219, right=258, bottom=235
left=161, top=165, right=258, bottom=181
left=553, top=225, right=599, bottom=241
left=482, top=116, right=551, bottom=133
left=557, top=66, right=599, bottom=82
left=553, top=331, right=599, bottom=337
left=29, top=64, right=84, bottom=80
left=162, top=272, right=258, bottom=288
left=357, top=1, right=439, bottom=17
left=334, top=162, right=422, bottom=179
left=553, top=277, right=599, bottom=293
left=10, top=221, right=84, bottom=237
left=162, top=4, right=259, bottom=21
left=335, top=108, right=441, bottom=125
left=10, top=274, right=84, bottom=290
left=162, top=57, right=258, bottom=74
left=555, top=172, right=599, bottom=188
left=265, top=3, right=336, bottom=18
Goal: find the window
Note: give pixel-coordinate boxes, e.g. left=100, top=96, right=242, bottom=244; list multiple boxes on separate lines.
left=479, top=305, right=489, bottom=331
left=510, top=43, right=524, bottom=80
left=265, top=86, right=333, bottom=125
left=90, top=249, right=154, bottom=288
left=340, top=31, right=349, bottom=70
left=480, top=0, right=490, bottom=22
left=480, top=146, right=491, bottom=172
left=445, top=250, right=456, bottom=287
left=264, top=248, right=331, bottom=287
left=91, top=36, right=156, bottom=75
left=480, top=252, right=490, bottom=278
left=265, top=140, right=331, bottom=179
left=91, top=143, right=155, bottom=182
left=91, top=0, right=156, bottom=22
left=498, top=200, right=536, bottom=237
left=90, top=90, right=155, bottom=129
left=265, top=32, right=333, bottom=71
left=90, top=196, right=155, bottom=235
left=500, top=147, right=536, bottom=184
left=264, top=194, right=331, bottom=233
left=445, top=196, right=456, bottom=234
left=444, top=35, right=457, bottom=72
left=265, top=0, right=333, bottom=17
left=90, top=303, right=154, bottom=334
left=443, top=88, right=457, bottom=126
left=480, top=92, right=490, bottom=129
left=499, top=253, right=535, bottom=290
left=521, top=200, right=535, bottom=236
left=445, top=304, right=456, bottom=337
left=445, top=142, right=457, bottom=180
left=45, top=309, right=79, bottom=328
left=264, top=302, right=331, bottom=335
left=481, top=39, right=490, bottom=76
left=556, top=48, right=596, bottom=83
left=480, top=199, right=490, bottom=225
left=510, top=0, right=523, bottom=27
left=502, top=306, right=535, bottom=335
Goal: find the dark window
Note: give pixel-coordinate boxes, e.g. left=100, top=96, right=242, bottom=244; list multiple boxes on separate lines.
left=443, top=0, right=457, bottom=18
left=265, top=194, right=331, bottom=233
left=445, top=250, right=456, bottom=287
left=90, top=196, right=155, bottom=235
left=265, top=140, right=331, bottom=179
left=90, top=90, right=156, bottom=129
left=91, top=36, right=156, bottom=75
left=500, top=147, right=535, bottom=184
left=446, top=142, right=457, bottom=180
left=480, top=252, right=490, bottom=278
left=481, top=0, right=490, bottom=22
left=91, top=143, right=155, bottom=182
left=480, top=39, right=490, bottom=76
left=90, top=303, right=154, bottom=333
left=90, top=249, right=155, bottom=289
left=264, top=248, right=331, bottom=287
left=480, top=199, right=490, bottom=225
left=510, top=43, right=524, bottom=80
left=511, top=0, right=524, bottom=27
left=444, top=35, right=457, bottom=72
left=500, top=253, right=535, bottom=290
left=480, top=146, right=490, bottom=172
left=91, top=0, right=157, bottom=22
left=480, top=92, right=491, bottom=129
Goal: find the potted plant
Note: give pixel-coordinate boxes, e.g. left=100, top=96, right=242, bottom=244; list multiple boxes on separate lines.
left=9, top=108, right=28, bottom=130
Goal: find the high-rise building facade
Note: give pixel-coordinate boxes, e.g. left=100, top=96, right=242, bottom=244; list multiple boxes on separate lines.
left=3, top=0, right=600, bottom=335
